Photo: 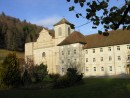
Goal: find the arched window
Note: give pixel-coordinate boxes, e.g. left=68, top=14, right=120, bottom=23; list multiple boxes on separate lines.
left=42, top=52, right=46, bottom=57
left=58, top=27, right=62, bottom=36
left=68, top=27, right=71, bottom=35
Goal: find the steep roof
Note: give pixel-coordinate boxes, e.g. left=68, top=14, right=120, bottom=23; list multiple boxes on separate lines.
left=58, top=31, right=86, bottom=46
left=54, top=18, right=74, bottom=27
left=84, top=29, right=130, bottom=49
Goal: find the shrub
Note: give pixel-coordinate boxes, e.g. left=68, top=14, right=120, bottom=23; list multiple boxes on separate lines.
left=21, top=69, right=32, bottom=86
left=53, top=68, right=83, bottom=88
left=0, top=53, right=21, bottom=88
left=43, top=75, right=53, bottom=82
left=53, top=75, right=70, bottom=88
left=33, top=63, right=48, bottom=82
left=127, top=84, right=130, bottom=92
left=49, top=74, right=60, bottom=82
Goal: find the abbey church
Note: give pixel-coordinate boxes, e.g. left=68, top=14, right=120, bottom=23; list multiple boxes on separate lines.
left=25, top=18, right=130, bottom=76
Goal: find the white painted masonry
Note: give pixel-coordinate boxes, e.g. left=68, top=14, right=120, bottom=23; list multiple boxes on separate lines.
left=25, top=18, right=130, bottom=76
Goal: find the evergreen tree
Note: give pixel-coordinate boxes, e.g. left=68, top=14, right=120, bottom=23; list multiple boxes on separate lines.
left=1, top=53, right=21, bottom=87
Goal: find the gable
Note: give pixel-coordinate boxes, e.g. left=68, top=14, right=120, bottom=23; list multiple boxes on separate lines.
left=37, top=28, right=52, bottom=42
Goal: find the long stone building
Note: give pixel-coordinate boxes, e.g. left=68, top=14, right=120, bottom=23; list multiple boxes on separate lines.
left=25, top=18, right=130, bottom=76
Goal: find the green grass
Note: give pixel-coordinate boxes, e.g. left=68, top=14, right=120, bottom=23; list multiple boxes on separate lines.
left=0, top=78, right=130, bottom=98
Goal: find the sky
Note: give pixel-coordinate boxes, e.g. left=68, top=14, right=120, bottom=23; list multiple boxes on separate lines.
left=0, top=0, right=125, bottom=35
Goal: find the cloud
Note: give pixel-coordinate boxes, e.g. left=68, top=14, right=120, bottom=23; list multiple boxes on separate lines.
left=33, top=16, right=61, bottom=28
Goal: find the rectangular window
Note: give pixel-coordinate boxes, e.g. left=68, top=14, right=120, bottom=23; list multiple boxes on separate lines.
left=108, top=47, right=111, bottom=51
left=62, top=60, right=64, bottom=64
left=74, top=59, right=77, bottom=62
left=117, top=46, right=120, bottom=50
left=128, top=55, right=130, bottom=60
left=94, top=67, right=96, bottom=71
left=86, top=67, right=89, bottom=71
left=93, top=49, right=95, bottom=53
left=74, top=49, right=76, bottom=54
left=58, top=27, right=62, bottom=36
left=62, top=51, right=64, bottom=55
left=127, top=45, right=130, bottom=49
left=86, top=58, right=88, bottom=62
left=109, top=66, right=112, bottom=71
left=100, top=48, right=103, bottom=52
left=62, top=68, right=64, bottom=73
left=118, top=56, right=121, bottom=60
left=68, top=59, right=70, bottom=62
left=68, top=50, right=70, bottom=55
left=86, top=50, right=88, bottom=54
left=101, top=67, right=104, bottom=71
left=109, top=56, right=112, bottom=61
left=93, top=58, right=96, bottom=62
left=101, top=57, right=103, bottom=61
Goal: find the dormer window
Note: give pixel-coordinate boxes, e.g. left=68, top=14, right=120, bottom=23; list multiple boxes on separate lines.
left=68, top=27, right=71, bottom=35
left=58, top=27, right=62, bottom=36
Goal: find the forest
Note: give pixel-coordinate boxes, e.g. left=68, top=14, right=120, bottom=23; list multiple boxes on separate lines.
left=0, top=12, right=43, bottom=52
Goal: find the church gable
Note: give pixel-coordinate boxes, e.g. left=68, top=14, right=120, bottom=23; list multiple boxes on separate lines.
left=37, top=28, right=52, bottom=42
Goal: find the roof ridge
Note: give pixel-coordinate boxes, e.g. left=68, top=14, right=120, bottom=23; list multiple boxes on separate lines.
left=85, top=29, right=125, bottom=37
left=53, top=18, right=74, bottom=26
left=84, top=29, right=130, bottom=49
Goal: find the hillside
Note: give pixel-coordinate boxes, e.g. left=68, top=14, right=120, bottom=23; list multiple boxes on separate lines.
left=0, top=12, right=43, bottom=52
left=0, top=49, right=24, bottom=63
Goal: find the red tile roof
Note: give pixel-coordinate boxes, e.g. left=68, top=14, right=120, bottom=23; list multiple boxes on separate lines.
left=58, top=31, right=86, bottom=46
left=84, top=29, right=130, bottom=49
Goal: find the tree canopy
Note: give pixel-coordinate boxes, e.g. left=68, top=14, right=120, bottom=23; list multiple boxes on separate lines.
left=67, top=0, right=130, bottom=35
left=0, top=12, right=43, bottom=51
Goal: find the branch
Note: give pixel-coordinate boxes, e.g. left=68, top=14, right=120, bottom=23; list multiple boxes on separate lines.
left=96, top=0, right=101, bottom=4
left=75, top=21, right=91, bottom=28
left=74, top=10, right=86, bottom=19
left=115, top=4, right=130, bottom=29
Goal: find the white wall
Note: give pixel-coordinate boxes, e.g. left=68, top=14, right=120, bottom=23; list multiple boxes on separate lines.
left=25, top=42, right=34, bottom=61
left=84, top=44, right=130, bottom=76
left=59, top=43, right=84, bottom=75
left=33, top=47, right=56, bottom=74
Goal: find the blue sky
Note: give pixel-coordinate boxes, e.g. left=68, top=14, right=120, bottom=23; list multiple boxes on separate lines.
left=0, top=0, right=125, bottom=35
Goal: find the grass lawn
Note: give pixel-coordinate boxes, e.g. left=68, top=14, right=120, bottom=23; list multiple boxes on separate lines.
left=0, top=78, right=130, bottom=98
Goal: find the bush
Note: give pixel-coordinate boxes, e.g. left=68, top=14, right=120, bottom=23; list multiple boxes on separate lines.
left=21, top=69, right=32, bottom=86
left=0, top=53, right=21, bottom=88
left=43, top=75, right=53, bottom=82
left=53, top=75, right=70, bottom=88
left=33, top=63, right=48, bottom=82
left=127, top=84, right=130, bottom=92
left=53, top=68, right=83, bottom=88
left=49, top=74, right=60, bottom=82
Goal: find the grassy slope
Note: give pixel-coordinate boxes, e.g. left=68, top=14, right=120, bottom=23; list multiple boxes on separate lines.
left=0, top=78, right=130, bottom=98
left=0, top=49, right=24, bottom=62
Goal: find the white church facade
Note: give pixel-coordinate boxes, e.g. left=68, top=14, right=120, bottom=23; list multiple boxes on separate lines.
left=25, top=18, right=130, bottom=76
